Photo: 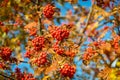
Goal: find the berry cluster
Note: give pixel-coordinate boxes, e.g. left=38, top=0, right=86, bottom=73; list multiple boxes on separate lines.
left=0, top=21, right=4, bottom=26
left=24, top=50, right=33, bottom=58
left=43, top=4, right=55, bottom=19
left=96, top=0, right=110, bottom=8
left=15, top=67, right=23, bottom=80
left=112, top=36, right=120, bottom=49
left=0, top=47, right=12, bottom=60
left=15, top=67, right=36, bottom=80
left=83, top=47, right=96, bottom=61
left=22, top=73, right=36, bottom=80
left=93, top=40, right=105, bottom=47
left=0, top=62, right=5, bottom=69
left=53, top=43, right=64, bottom=55
left=96, top=0, right=104, bottom=7
left=60, top=63, right=76, bottom=78
left=50, top=26, right=69, bottom=41
left=34, top=52, right=47, bottom=67
left=32, top=36, right=44, bottom=50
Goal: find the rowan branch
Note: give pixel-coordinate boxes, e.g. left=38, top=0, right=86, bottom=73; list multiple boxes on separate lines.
left=0, top=73, right=15, bottom=80
left=78, top=1, right=94, bottom=46
left=37, top=0, right=43, bottom=35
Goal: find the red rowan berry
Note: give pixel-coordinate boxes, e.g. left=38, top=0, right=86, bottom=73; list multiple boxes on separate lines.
left=0, top=21, right=4, bottom=26
left=83, top=47, right=96, bottom=61
left=53, top=43, right=64, bottom=55
left=32, top=36, right=44, bottom=50
left=0, top=47, right=12, bottom=60
left=22, top=73, right=36, bottom=80
left=60, top=63, right=76, bottom=78
left=15, top=67, right=23, bottom=80
left=24, top=50, right=33, bottom=58
left=50, top=26, right=69, bottom=41
left=43, top=4, right=55, bottom=19
left=34, top=52, right=47, bottom=67
left=0, top=62, right=5, bottom=69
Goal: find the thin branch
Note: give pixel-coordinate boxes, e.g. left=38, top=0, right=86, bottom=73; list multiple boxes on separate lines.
left=19, top=60, right=28, bottom=63
left=37, top=0, right=43, bottom=35
left=0, top=73, right=15, bottom=80
left=82, top=2, right=94, bottom=34
left=78, top=1, right=94, bottom=46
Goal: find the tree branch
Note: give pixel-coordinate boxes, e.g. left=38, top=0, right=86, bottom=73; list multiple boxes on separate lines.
left=78, top=1, right=94, bottom=46
left=37, top=0, right=43, bottom=35
left=0, top=73, right=15, bottom=80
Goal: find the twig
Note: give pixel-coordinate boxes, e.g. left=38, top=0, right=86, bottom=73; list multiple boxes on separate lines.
left=82, top=2, right=94, bottom=34
left=19, top=60, right=28, bottom=63
left=78, top=1, right=94, bottom=46
left=0, top=73, right=15, bottom=80
left=37, top=0, right=43, bottom=35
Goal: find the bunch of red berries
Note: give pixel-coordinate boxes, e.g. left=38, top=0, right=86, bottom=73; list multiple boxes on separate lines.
left=15, top=67, right=23, bottom=80
left=43, top=4, right=55, bottom=19
left=32, top=36, right=44, bottom=50
left=0, top=62, right=5, bottom=69
left=83, top=47, right=96, bottom=61
left=34, top=52, right=47, bottom=67
left=0, top=47, right=12, bottom=60
left=22, top=73, right=36, bottom=80
left=24, top=50, right=33, bottom=58
left=96, top=0, right=104, bottom=7
left=0, top=21, right=4, bottom=26
left=112, top=36, right=120, bottom=49
left=15, top=67, right=36, bottom=80
left=53, top=43, right=64, bottom=55
left=50, top=27, right=69, bottom=41
left=96, top=0, right=110, bottom=8
left=60, top=63, right=76, bottom=78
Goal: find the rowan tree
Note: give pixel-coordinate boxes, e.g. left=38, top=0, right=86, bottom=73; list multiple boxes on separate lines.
left=0, top=0, right=120, bottom=80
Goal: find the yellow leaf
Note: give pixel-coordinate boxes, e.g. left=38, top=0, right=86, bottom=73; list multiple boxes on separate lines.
left=16, top=53, right=24, bottom=62
left=42, top=76, right=50, bottom=80
left=87, top=22, right=99, bottom=31
left=34, top=67, right=45, bottom=76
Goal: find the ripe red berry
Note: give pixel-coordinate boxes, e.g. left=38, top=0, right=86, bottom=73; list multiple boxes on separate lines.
left=34, top=52, right=47, bottom=67
left=22, top=73, right=36, bottom=80
left=50, top=26, right=69, bottom=41
left=53, top=43, right=64, bottom=55
left=60, top=63, right=76, bottom=78
left=83, top=47, right=96, bottom=61
left=32, top=36, right=44, bottom=51
left=43, top=4, right=55, bottom=19
left=0, top=47, right=12, bottom=60
left=24, top=50, right=33, bottom=58
left=0, top=21, right=4, bottom=26
left=15, top=67, right=23, bottom=80
left=0, top=62, right=5, bottom=69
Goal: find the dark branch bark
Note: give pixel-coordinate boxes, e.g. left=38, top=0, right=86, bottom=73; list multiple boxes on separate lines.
left=0, top=73, right=15, bottom=80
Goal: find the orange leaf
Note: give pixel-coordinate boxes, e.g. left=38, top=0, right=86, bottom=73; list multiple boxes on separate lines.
left=24, top=22, right=38, bottom=30
left=45, top=61, right=58, bottom=74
